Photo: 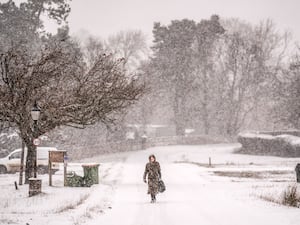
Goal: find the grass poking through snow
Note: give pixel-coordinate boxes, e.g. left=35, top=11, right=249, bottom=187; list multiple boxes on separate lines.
left=54, top=193, right=90, bottom=213
left=260, top=184, right=300, bottom=208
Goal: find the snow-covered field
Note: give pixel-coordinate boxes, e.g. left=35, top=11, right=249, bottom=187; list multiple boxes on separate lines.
left=1, top=144, right=300, bottom=225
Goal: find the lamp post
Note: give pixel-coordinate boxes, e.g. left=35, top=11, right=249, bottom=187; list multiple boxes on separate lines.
left=31, top=101, right=41, bottom=178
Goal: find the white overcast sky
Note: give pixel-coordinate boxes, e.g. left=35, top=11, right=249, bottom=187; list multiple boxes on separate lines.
left=41, top=0, right=300, bottom=44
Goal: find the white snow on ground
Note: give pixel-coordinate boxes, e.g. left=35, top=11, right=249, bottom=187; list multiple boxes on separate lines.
left=0, top=144, right=300, bottom=225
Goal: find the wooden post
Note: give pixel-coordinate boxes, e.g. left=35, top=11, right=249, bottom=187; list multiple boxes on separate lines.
left=48, top=150, right=66, bottom=187
left=19, top=141, right=25, bottom=185
left=209, top=157, right=212, bottom=167
left=64, top=165, right=67, bottom=186
left=49, top=151, right=52, bottom=186
left=63, top=153, right=67, bottom=187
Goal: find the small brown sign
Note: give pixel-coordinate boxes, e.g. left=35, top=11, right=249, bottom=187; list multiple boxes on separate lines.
left=49, top=151, right=66, bottom=163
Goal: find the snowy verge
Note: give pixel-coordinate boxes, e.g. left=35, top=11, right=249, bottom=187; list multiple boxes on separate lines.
left=0, top=161, right=124, bottom=225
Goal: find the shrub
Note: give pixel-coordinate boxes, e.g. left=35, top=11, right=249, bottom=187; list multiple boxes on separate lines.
left=282, top=185, right=300, bottom=207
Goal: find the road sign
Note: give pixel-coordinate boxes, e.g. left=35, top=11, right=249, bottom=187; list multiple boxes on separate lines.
left=33, top=138, right=40, bottom=146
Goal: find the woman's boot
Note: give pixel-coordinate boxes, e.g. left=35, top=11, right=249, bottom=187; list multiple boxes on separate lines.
left=151, top=194, right=155, bottom=203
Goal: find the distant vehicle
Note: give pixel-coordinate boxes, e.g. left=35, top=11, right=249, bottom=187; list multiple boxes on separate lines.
left=0, top=147, right=59, bottom=174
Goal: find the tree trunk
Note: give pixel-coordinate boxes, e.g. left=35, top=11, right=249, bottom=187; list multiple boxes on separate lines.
left=18, top=141, right=25, bottom=185
left=225, top=114, right=234, bottom=137
left=202, top=79, right=209, bottom=135
left=203, top=111, right=209, bottom=135
left=25, top=141, right=37, bottom=183
left=175, top=120, right=185, bottom=136
left=174, top=91, right=186, bottom=136
left=201, top=69, right=210, bottom=135
left=20, top=130, right=37, bottom=184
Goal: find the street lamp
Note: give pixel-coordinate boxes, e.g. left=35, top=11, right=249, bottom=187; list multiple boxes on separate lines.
left=31, top=101, right=41, bottom=178
left=31, top=101, right=41, bottom=122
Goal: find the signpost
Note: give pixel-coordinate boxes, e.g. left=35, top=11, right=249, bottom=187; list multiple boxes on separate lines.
left=63, top=155, right=68, bottom=186
left=48, top=150, right=67, bottom=186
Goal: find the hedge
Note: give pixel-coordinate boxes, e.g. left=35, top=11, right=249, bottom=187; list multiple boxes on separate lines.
left=237, top=132, right=300, bottom=157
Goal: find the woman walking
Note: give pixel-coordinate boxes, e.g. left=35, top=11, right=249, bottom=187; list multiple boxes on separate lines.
left=143, top=154, right=161, bottom=203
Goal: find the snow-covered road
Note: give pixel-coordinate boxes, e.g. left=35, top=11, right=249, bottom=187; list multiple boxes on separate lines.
left=91, top=145, right=300, bottom=225
left=1, top=144, right=300, bottom=225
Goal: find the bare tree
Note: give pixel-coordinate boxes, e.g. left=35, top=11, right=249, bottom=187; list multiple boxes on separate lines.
left=83, top=36, right=107, bottom=68
left=0, top=34, right=144, bottom=182
left=275, top=46, right=300, bottom=128
left=1, top=0, right=144, bottom=182
left=107, top=30, right=149, bottom=72
left=215, top=19, right=290, bottom=136
left=124, top=61, right=159, bottom=132
left=0, top=0, right=72, bottom=183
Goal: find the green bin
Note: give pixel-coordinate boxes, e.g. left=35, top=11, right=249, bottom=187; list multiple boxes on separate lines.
left=82, top=163, right=100, bottom=187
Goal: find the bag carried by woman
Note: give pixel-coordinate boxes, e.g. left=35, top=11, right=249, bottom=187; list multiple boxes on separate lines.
left=158, top=179, right=166, bottom=193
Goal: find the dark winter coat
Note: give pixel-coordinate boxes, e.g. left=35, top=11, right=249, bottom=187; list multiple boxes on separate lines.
left=143, top=161, right=161, bottom=195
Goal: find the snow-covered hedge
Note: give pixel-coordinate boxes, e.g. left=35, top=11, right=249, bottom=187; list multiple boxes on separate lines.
left=259, top=130, right=300, bottom=137
left=237, top=132, right=300, bottom=157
